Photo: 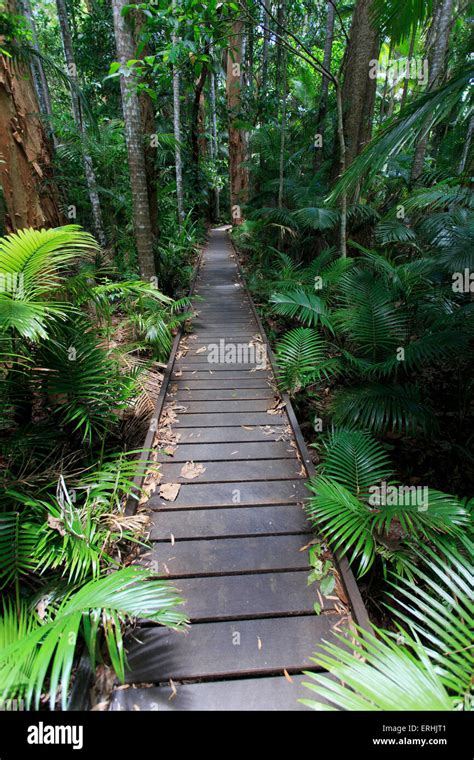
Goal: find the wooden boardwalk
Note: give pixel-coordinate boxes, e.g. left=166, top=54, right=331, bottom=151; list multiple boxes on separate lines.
left=110, top=228, right=368, bottom=711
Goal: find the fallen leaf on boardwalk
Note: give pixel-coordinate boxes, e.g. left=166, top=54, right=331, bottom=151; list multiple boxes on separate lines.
left=174, top=369, right=183, bottom=377
left=299, top=538, right=320, bottom=552
left=163, top=446, right=175, bottom=456
left=267, top=400, right=286, bottom=415
left=334, top=573, right=349, bottom=605
left=257, top=637, right=262, bottom=651
left=195, top=346, right=207, bottom=354
left=299, top=464, right=306, bottom=477
left=138, top=476, right=160, bottom=505
left=170, top=533, right=175, bottom=546
left=242, top=425, right=254, bottom=430
left=180, top=461, right=206, bottom=479
left=160, top=483, right=181, bottom=501
left=231, top=451, right=239, bottom=455
left=168, top=679, right=177, bottom=701
left=283, top=669, right=293, bottom=684
left=170, top=384, right=178, bottom=394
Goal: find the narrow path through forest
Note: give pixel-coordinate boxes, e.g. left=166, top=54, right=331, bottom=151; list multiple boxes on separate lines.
left=109, top=228, right=366, bottom=711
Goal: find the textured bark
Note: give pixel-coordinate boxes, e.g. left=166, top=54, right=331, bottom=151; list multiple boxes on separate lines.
left=20, top=0, right=55, bottom=142
left=191, top=58, right=209, bottom=177
left=410, top=0, right=453, bottom=181
left=209, top=62, right=220, bottom=221
left=339, top=0, right=379, bottom=170
left=261, top=0, right=270, bottom=97
left=171, top=0, right=184, bottom=224
left=400, top=29, right=416, bottom=112
left=277, top=0, right=287, bottom=210
left=56, top=0, right=105, bottom=245
left=112, top=0, right=156, bottom=280
left=135, top=13, right=159, bottom=232
left=226, top=21, right=248, bottom=225
left=0, top=51, right=61, bottom=231
left=458, top=115, right=474, bottom=174
left=314, top=0, right=335, bottom=170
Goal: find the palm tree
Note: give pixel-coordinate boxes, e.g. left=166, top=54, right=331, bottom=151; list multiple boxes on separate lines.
left=55, top=0, right=106, bottom=246
left=111, top=0, right=156, bottom=280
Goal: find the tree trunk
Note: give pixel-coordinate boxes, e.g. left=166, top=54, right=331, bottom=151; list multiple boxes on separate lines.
left=277, top=0, right=287, bottom=210
left=55, top=0, right=106, bottom=246
left=20, top=0, right=56, bottom=144
left=135, top=12, right=159, bottom=232
left=458, top=115, right=474, bottom=174
left=338, top=0, right=379, bottom=171
left=209, top=60, right=220, bottom=222
left=261, top=0, right=270, bottom=99
left=111, top=0, right=156, bottom=280
left=171, top=3, right=185, bottom=225
left=191, top=61, right=208, bottom=178
left=400, top=29, right=415, bottom=112
left=336, top=80, right=347, bottom=258
left=226, top=20, right=248, bottom=225
left=314, top=0, right=335, bottom=170
left=410, top=0, right=453, bottom=182
left=0, top=19, right=61, bottom=232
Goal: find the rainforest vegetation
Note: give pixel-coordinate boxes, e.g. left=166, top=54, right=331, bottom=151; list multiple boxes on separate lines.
left=0, top=0, right=472, bottom=712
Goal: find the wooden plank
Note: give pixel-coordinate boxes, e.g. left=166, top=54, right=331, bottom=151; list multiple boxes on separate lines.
left=149, top=504, right=310, bottom=539
left=158, top=458, right=304, bottom=483
left=155, top=441, right=297, bottom=462
left=123, top=615, right=344, bottom=682
left=142, top=534, right=311, bottom=577
left=174, top=362, right=262, bottom=372
left=173, top=572, right=332, bottom=621
left=171, top=371, right=272, bottom=381
left=170, top=389, right=275, bottom=401
left=109, top=674, right=313, bottom=712
left=171, top=426, right=291, bottom=444
left=172, top=378, right=273, bottom=389
left=149, top=479, right=308, bottom=508
left=173, top=412, right=287, bottom=427
left=168, top=400, right=273, bottom=413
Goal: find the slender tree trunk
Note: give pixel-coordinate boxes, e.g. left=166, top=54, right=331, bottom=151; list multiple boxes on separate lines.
left=335, top=81, right=347, bottom=257
left=171, top=1, right=184, bottom=224
left=112, top=0, right=155, bottom=279
left=458, top=115, right=474, bottom=174
left=337, top=0, right=379, bottom=172
left=261, top=0, right=270, bottom=98
left=55, top=0, right=105, bottom=246
left=0, top=49, right=61, bottom=231
left=191, top=61, right=208, bottom=178
left=379, top=41, right=392, bottom=124
left=277, top=0, right=287, bottom=210
left=209, top=61, right=220, bottom=221
left=410, top=0, right=453, bottom=182
left=135, top=12, right=159, bottom=232
left=20, top=0, right=56, bottom=144
left=226, top=20, right=248, bottom=224
left=400, top=28, right=415, bottom=111
left=314, top=0, right=335, bottom=170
